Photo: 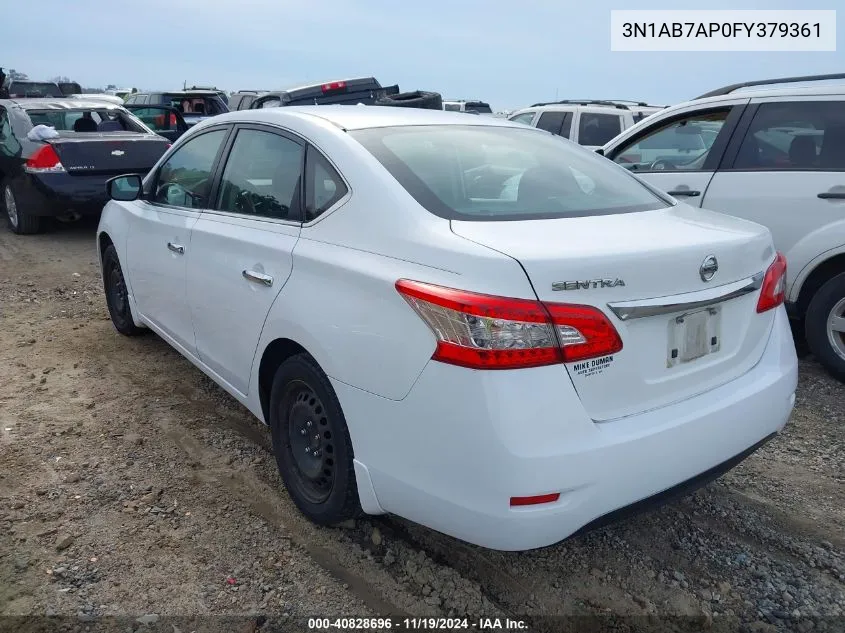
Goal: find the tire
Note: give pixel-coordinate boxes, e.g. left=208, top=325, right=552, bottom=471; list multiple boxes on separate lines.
left=102, top=244, right=145, bottom=336
left=805, top=272, right=845, bottom=383
left=375, top=90, right=443, bottom=110
left=2, top=181, right=44, bottom=235
left=269, top=353, right=361, bottom=525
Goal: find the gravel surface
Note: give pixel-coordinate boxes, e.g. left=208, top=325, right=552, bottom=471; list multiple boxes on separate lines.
left=0, top=219, right=842, bottom=633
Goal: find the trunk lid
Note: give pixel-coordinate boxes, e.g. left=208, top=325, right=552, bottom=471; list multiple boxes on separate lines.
left=451, top=205, right=777, bottom=421
left=49, top=134, right=169, bottom=176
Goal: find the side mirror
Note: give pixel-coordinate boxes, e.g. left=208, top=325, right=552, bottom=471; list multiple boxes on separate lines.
left=107, top=174, right=142, bottom=201
left=594, top=148, right=605, bottom=156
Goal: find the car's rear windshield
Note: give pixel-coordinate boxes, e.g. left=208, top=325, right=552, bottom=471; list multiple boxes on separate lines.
left=9, top=82, right=64, bottom=98
left=350, top=125, right=671, bottom=221
left=466, top=102, right=492, bottom=114
left=164, top=94, right=226, bottom=116
left=26, top=109, right=147, bottom=133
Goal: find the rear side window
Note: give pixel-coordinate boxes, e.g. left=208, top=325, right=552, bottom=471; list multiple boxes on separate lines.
left=733, top=101, right=845, bottom=171
left=351, top=125, right=669, bottom=221
left=216, top=129, right=304, bottom=220
left=578, top=113, right=622, bottom=146
left=536, top=111, right=571, bottom=138
left=305, top=147, right=348, bottom=221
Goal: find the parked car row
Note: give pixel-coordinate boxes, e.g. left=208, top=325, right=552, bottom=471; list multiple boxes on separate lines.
left=0, top=70, right=840, bottom=553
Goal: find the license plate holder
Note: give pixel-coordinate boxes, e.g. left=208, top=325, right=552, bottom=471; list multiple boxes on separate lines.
left=667, top=307, right=721, bottom=368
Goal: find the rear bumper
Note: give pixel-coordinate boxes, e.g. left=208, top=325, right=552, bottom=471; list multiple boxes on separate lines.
left=335, top=307, right=798, bottom=551
left=15, top=173, right=110, bottom=216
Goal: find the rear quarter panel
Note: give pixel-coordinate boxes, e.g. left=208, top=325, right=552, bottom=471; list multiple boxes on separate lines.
left=246, top=114, right=537, bottom=407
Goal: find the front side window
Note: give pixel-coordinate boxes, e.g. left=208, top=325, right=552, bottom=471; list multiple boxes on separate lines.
left=305, top=147, right=348, bottom=221
left=444, top=103, right=461, bottom=112
left=351, top=125, right=670, bottom=221
left=153, top=129, right=227, bottom=208
left=612, top=110, right=730, bottom=172
left=578, top=112, right=622, bottom=146
left=733, top=101, right=845, bottom=171
left=216, top=129, right=304, bottom=219
left=509, top=112, right=535, bottom=126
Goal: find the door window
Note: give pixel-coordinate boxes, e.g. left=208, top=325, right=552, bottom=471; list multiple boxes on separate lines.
left=153, top=129, right=227, bottom=208
left=535, top=111, right=572, bottom=138
left=578, top=112, right=623, bottom=146
left=216, top=128, right=304, bottom=220
left=305, top=147, right=348, bottom=221
left=732, top=101, right=845, bottom=171
left=509, top=112, right=535, bottom=126
left=612, top=110, right=730, bottom=172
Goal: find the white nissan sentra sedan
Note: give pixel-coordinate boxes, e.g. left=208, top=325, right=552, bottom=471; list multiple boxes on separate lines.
left=97, top=106, right=798, bottom=551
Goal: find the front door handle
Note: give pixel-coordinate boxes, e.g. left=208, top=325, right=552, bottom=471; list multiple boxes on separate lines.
left=167, top=242, right=185, bottom=254
left=242, top=270, right=273, bottom=287
left=818, top=192, right=845, bottom=200
left=667, top=189, right=701, bottom=197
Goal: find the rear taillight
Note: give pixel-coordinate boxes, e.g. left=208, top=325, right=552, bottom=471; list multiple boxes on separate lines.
left=756, top=252, right=787, bottom=313
left=321, top=81, right=347, bottom=93
left=170, top=113, right=178, bottom=126
left=25, top=145, right=65, bottom=173
left=395, top=280, right=623, bottom=370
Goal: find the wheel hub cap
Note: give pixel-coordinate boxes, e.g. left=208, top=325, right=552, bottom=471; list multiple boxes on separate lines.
left=287, top=386, right=335, bottom=503
left=827, top=297, right=845, bottom=362
left=4, top=186, right=18, bottom=228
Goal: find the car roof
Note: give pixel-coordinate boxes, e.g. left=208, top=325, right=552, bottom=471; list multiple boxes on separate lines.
left=646, top=83, right=845, bottom=119
left=138, top=90, right=221, bottom=96
left=211, top=105, right=527, bottom=131
left=2, top=98, right=124, bottom=110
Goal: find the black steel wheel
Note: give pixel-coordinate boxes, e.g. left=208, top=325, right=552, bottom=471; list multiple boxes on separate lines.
left=102, top=244, right=145, bottom=336
left=269, top=353, right=360, bottom=524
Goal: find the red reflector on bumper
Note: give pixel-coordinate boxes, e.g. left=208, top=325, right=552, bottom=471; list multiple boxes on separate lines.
left=510, top=493, right=560, bottom=507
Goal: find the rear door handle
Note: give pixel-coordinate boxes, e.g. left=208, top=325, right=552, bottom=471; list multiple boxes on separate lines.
left=167, top=242, right=185, bottom=254
left=818, top=192, right=845, bottom=200
left=667, top=190, right=701, bottom=197
left=242, top=270, right=273, bottom=287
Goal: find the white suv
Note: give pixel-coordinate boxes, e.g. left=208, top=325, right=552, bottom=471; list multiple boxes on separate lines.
left=600, top=74, right=845, bottom=382
left=508, top=100, right=666, bottom=149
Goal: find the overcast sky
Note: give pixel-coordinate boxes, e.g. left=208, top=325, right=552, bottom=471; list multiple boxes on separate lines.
left=4, top=0, right=842, bottom=110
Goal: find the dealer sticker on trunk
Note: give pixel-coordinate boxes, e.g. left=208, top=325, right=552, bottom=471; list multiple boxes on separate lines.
left=570, top=355, right=615, bottom=377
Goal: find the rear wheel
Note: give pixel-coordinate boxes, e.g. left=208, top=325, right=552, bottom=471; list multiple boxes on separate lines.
left=269, top=353, right=360, bottom=524
left=102, top=244, right=145, bottom=336
left=805, top=272, right=845, bottom=383
left=2, top=182, right=43, bottom=235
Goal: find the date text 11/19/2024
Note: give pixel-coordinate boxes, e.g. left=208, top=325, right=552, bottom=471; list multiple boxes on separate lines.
left=308, top=617, right=529, bottom=630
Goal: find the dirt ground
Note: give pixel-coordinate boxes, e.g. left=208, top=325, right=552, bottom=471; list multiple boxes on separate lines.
left=1, top=219, right=843, bottom=633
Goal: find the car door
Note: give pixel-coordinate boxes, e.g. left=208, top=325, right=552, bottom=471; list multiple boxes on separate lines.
left=605, top=101, right=748, bottom=206
left=124, top=126, right=230, bottom=354
left=124, top=105, right=188, bottom=142
left=701, top=97, right=845, bottom=295
left=186, top=124, right=306, bottom=395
